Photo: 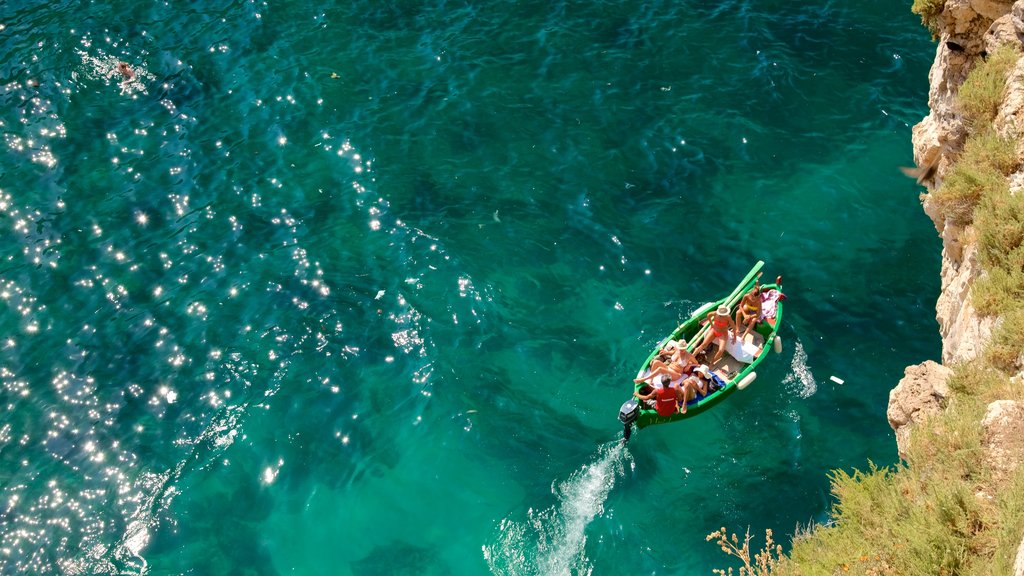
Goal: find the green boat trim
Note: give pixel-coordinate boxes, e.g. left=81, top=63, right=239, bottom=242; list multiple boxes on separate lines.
left=618, top=262, right=785, bottom=439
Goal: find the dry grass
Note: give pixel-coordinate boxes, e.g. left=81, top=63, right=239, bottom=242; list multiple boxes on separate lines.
left=959, top=45, right=1021, bottom=130
left=931, top=130, right=1016, bottom=226
left=762, top=390, right=1022, bottom=576
left=984, top=307, right=1024, bottom=372
left=712, top=365, right=1024, bottom=576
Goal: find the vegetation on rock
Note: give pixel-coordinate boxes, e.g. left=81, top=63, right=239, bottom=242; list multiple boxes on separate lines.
left=911, top=0, right=944, bottom=39
left=709, top=17, right=1024, bottom=576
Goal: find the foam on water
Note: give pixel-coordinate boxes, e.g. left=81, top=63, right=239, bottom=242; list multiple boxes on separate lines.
left=483, top=441, right=632, bottom=576
left=782, top=339, right=817, bottom=399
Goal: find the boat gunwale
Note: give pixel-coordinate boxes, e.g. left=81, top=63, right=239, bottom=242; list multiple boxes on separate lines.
left=633, top=280, right=784, bottom=428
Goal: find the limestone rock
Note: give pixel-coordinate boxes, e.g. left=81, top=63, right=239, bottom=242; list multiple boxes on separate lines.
left=941, top=0, right=1007, bottom=43
left=1013, top=0, right=1024, bottom=33
left=985, top=13, right=1024, bottom=53
left=1009, top=168, right=1024, bottom=194
left=981, top=400, right=1024, bottom=484
left=912, top=39, right=971, bottom=193
left=935, top=242, right=997, bottom=364
left=912, top=0, right=1018, bottom=194
left=970, top=0, right=1014, bottom=21
left=996, top=58, right=1024, bottom=142
left=887, top=361, right=954, bottom=460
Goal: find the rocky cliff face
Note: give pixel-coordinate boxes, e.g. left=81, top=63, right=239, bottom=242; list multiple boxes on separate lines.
left=892, top=2, right=1024, bottom=572
left=911, top=1, right=1016, bottom=367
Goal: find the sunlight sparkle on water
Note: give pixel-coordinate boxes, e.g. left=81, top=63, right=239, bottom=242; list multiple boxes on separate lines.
left=261, top=459, right=284, bottom=485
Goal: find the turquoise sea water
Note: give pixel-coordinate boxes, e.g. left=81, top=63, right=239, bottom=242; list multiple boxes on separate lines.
left=1, top=1, right=940, bottom=574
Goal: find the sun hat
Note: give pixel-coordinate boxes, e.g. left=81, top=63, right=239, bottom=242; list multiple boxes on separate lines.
left=716, top=305, right=729, bottom=316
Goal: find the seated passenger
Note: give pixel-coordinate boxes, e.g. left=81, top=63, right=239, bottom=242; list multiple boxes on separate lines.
left=634, top=375, right=683, bottom=415
left=693, top=305, right=735, bottom=364
left=691, top=364, right=726, bottom=396
left=633, top=339, right=699, bottom=385
left=734, top=282, right=763, bottom=342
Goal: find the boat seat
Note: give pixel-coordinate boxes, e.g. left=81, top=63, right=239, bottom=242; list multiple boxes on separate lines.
left=723, top=331, right=764, bottom=364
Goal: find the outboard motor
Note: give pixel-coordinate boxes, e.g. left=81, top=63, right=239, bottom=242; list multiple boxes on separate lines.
left=618, top=398, right=640, bottom=442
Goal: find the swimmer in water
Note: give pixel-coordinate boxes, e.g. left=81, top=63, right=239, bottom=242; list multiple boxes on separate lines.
left=116, top=62, right=135, bottom=81
left=107, top=61, right=136, bottom=93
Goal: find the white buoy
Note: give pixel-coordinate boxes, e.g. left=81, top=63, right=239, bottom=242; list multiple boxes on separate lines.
left=773, top=335, right=783, bottom=353
left=737, top=371, right=757, bottom=390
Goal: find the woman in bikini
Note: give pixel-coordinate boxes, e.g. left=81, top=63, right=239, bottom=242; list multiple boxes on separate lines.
left=633, top=339, right=699, bottom=385
left=693, top=305, right=735, bottom=364
left=734, top=283, right=763, bottom=342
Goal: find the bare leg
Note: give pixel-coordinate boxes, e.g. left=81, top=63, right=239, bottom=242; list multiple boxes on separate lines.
left=677, top=384, right=693, bottom=414
left=741, top=319, right=754, bottom=340
left=693, top=330, right=716, bottom=358
left=634, top=361, right=682, bottom=384
left=634, top=359, right=667, bottom=383
left=711, top=337, right=726, bottom=363
left=738, top=311, right=755, bottom=340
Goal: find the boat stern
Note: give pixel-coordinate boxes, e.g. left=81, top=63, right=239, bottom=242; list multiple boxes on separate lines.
left=618, top=398, right=640, bottom=441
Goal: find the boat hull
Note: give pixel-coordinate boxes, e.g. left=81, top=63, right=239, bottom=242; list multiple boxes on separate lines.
left=631, top=279, right=783, bottom=430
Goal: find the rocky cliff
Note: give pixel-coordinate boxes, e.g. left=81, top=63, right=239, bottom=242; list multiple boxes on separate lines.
left=888, top=1, right=1024, bottom=572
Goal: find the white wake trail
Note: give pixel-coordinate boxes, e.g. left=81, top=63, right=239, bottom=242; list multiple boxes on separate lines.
left=483, top=441, right=632, bottom=576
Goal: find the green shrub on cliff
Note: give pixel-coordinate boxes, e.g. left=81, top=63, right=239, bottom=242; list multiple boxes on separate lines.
left=946, top=362, right=1017, bottom=402
left=972, top=183, right=1024, bottom=329
left=975, top=181, right=1024, bottom=271
left=911, top=0, right=944, bottom=39
left=994, top=470, right=1024, bottom=573
left=985, top=307, right=1024, bottom=370
left=972, top=255, right=1024, bottom=318
left=754, top=391, right=1024, bottom=576
left=963, top=106, right=1024, bottom=371
left=930, top=130, right=1015, bottom=225
left=932, top=43, right=1021, bottom=226
left=958, top=44, right=1021, bottom=130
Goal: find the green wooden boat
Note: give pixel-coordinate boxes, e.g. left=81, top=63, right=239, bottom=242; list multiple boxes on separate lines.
left=618, top=261, right=785, bottom=441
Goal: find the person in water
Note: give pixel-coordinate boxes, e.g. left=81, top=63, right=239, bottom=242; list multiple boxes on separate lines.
left=635, top=375, right=684, bottom=415
left=108, top=61, right=136, bottom=94
left=693, top=305, right=735, bottom=364
left=734, top=281, right=763, bottom=342
left=116, top=62, right=135, bottom=82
